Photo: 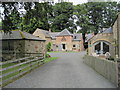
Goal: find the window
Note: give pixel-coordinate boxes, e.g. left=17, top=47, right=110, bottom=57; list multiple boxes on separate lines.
left=95, top=42, right=101, bottom=54
left=74, top=36, right=77, bottom=39
left=103, top=42, right=109, bottom=54
left=94, top=41, right=110, bottom=55
left=73, top=44, right=76, bottom=48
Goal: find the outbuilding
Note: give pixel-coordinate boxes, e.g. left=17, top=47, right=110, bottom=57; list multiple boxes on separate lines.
left=0, top=30, right=46, bottom=61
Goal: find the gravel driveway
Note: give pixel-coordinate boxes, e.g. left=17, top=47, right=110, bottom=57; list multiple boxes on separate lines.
left=4, top=52, right=116, bottom=88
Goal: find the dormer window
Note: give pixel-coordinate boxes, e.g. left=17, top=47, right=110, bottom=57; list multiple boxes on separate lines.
left=74, top=36, right=77, bottom=39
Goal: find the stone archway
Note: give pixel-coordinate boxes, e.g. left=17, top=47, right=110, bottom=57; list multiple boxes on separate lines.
left=93, top=41, right=110, bottom=55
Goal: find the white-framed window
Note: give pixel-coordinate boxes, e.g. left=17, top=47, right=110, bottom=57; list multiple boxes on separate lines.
left=93, top=41, right=110, bottom=55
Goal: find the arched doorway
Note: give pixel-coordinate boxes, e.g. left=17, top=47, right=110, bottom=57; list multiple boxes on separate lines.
left=93, top=41, right=110, bottom=55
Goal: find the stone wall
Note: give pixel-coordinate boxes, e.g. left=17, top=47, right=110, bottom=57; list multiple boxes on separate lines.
left=56, top=36, right=73, bottom=51
left=112, top=13, right=120, bottom=58
left=45, top=37, right=52, bottom=45
left=2, top=40, right=25, bottom=60
left=72, top=41, right=83, bottom=51
left=83, top=55, right=118, bottom=86
left=33, top=29, right=46, bottom=40
left=118, top=14, right=120, bottom=58
left=2, top=40, right=46, bottom=60
left=25, top=40, right=46, bottom=57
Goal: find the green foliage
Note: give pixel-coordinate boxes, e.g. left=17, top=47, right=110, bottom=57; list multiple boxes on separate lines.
left=46, top=42, right=51, bottom=52
left=74, top=2, right=119, bottom=48
left=1, top=1, right=120, bottom=36
left=45, top=53, right=51, bottom=58
left=49, top=2, right=76, bottom=33
left=2, top=2, right=21, bottom=33
left=21, top=2, right=50, bottom=34
left=0, top=22, right=2, bottom=26
left=44, top=57, right=58, bottom=63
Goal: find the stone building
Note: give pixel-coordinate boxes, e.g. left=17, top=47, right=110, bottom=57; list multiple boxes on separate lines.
left=0, top=30, right=46, bottom=61
left=33, top=28, right=84, bottom=51
left=88, top=27, right=115, bottom=58
left=112, top=12, right=120, bottom=59
left=88, top=12, right=120, bottom=59
left=33, top=28, right=51, bottom=45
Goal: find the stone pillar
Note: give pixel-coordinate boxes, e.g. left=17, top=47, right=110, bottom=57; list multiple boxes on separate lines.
left=101, top=42, right=103, bottom=55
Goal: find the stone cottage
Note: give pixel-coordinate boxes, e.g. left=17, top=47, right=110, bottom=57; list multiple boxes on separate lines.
left=33, top=28, right=84, bottom=52
left=88, top=12, right=120, bottom=59
left=0, top=30, right=46, bottom=61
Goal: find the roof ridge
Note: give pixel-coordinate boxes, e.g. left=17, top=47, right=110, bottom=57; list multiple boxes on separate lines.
left=19, top=31, right=25, bottom=39
left=57, top=29, right=72, bottom=36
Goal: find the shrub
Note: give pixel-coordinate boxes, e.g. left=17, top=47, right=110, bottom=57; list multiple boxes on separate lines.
left=46, top=42, right=51, bottom=52
left=45, top=54, right=51, bottom=58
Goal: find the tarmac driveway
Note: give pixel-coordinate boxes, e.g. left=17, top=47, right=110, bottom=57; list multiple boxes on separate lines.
left=5, top=51, right=116, bottom=88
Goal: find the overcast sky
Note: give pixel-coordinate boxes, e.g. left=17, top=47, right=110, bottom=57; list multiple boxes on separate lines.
left=53, top=0, right=88, bottom=5
left=69, top=0, right=88, bottom=5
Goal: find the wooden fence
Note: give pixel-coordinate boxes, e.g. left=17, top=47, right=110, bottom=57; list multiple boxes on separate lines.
left=0, top=53, right=44, bottom=87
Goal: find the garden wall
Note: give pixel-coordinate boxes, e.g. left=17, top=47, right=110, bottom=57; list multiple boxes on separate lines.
left=83, top=55, right=118, bottom=86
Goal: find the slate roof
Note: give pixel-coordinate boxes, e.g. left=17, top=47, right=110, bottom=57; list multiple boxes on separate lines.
left=102, top=27, right=112, bottom=33
left=85, top=33, right=94, bottom=42
left=34, top=28, right=82, bottom=41
left=73, top=33, right=82, bottom=41
left=49, top=32, right=60, bottom=39
left=40, top=29, right=51, bottom=38
left=0, top=30, right=45, bottom=41
left=57, top=29, right=73, bottom=36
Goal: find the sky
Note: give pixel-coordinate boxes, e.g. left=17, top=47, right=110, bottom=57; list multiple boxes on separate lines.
left=0, top=0, right=119, bottom=22
left=54, top=0, right=88, bottom=5
left=70, top=0, right=88, bottom=5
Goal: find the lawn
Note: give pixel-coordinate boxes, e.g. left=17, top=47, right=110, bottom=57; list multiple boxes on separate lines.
left=44, top=57, right=58, bottom=63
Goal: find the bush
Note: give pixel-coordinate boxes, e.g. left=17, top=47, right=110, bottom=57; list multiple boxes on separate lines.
left=46, top=42, right=51, bottom=52
left=45, top=54, right=51, bottom=58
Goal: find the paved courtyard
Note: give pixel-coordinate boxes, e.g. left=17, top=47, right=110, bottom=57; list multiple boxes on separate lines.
left=4, top=52, right=116, bottom=88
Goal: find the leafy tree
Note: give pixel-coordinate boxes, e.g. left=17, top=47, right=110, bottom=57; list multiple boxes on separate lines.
left=50, top=2, right=75, bottom=33
left=2, top=2, right=21, bottom=33
left=74, top=2, right=119, bottom=48
left=21, top=2, right=52, bottom=33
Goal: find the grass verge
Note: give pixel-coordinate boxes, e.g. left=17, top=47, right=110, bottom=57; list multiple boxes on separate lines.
left=1, top=57, right=58, bottom=87
left=44, top=57, right=58, bottom=63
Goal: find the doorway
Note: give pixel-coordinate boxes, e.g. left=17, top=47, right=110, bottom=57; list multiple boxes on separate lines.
left=62, top=44, right=66, bottom=50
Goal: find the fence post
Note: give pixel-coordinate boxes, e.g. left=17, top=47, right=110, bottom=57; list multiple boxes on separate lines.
left=18, top=58, right=22, bottom=76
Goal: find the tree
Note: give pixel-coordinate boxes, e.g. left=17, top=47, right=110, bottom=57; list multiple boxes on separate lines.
left=74, top=3, right=92, bottom=48
left=74, top=2, right=119, bottom=48
left=50, top=2, right=75, bottom=33
left=2, top=2, right=21, bottom=33
left=21, top=2, right=52, bottom=33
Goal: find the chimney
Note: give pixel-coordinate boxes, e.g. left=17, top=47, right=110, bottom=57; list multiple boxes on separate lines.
left=49, top=28, right=51, bottom=32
